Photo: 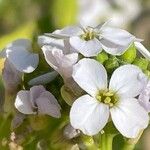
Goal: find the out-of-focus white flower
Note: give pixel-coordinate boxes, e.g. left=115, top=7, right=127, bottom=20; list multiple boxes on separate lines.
left=47, top=22, right=137, bottom=57
left=2, top=60, right=22, bottom=93
left=42, top=45, right=78, bottom=79
left=28, top=71, right=58, bottom=86
left=0, top=39, right=39, bottom=73
left=77, top=0, right=141, bottom=28
left=70, top=58, right=148, bottom=138
left=139, top=80, right=150, bottom=112
left=15, top=85, right=61, bottom=118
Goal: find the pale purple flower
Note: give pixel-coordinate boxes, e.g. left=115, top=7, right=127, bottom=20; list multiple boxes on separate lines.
left=139, top=81, right=150, bottom=112
left=2, top=60, right=22, bottom=93
left=70, top=58, right=148, bottom=138
left=15, top=85, right=61, bottom=118
left=42, top=45, right=78, bottom=79
left=0, top=39, right=39, bottom=73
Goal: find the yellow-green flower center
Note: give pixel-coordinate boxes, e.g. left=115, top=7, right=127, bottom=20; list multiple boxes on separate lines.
left=80, top=27, right=96, bottom=41
left=96, top=90, right=119, bottom=107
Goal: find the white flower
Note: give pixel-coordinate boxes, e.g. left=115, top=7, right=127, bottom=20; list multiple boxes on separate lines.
left=139, top=80, right=150, bottom=112
left=70, top=58, right=149, bottom=138
left=2, top=60, right=22, bottom=93
left=42, top=45, right=78, bottom=79
left=0, top=39, right=39, bottom=73
left=15, top=85, right=61, bottom=118
left=134, top=42, right=150, bottom=60
left=46, top=22, right=137, bottom=57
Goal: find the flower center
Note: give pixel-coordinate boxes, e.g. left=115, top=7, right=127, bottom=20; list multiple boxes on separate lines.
left=96, top=89, right=118, bottom=107
left=80, top=27, right=96, bottom=41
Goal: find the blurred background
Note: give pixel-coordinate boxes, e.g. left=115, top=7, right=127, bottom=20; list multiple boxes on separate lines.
left=0, top=0, right=150, bottom=149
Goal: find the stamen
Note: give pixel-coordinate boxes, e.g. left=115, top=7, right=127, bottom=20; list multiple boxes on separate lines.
left=96, top=89, right=118, bottom=107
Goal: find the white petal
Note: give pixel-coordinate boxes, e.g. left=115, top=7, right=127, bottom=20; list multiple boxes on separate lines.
left=110, top=98, right=149, bottom=138
left=42, top=45, right=59, bottom=70
left=70, top=36, right=102, bottom=57
left=36, top=91, right=61, bottom=118
left=0, top=48, right=6, bottom=58
left=42, top=46, right=78, bottom=78
left=100, top=27, right=135, bottom=55
left=70, top=95, right=109, bottom=135
left=6, top=47, right=39, bottom=73
left=72, top=58, right=107, bottom=97
left=55, top=26, right=82, bottom=37
left=15, top=90, right=35, bottom=114
left=38, top=35, right=64, bottom=49
left=28, top=71, right=58, bottom=86
left=109, top=65, right=146, bottom=98
left=134, top=42, right=150, bottom=60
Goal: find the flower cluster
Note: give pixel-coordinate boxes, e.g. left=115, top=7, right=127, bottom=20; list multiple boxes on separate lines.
left=0, top=21, right=150, bottom=148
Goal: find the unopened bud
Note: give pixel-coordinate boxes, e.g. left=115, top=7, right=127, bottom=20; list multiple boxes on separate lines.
left=96, top=51, right=108, bottom=64
left=105, top=57, right=119, bottom=73
left=119, top=44, right=136, bottom=63
left=29, top=115, right=48, bottom=131
left=133, top=58, right=149, bottom=70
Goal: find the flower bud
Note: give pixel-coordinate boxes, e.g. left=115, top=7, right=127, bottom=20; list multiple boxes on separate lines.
left=133, top=58, right=149, bottom=70
left=29, top=115, right=48, bottom=131
left=119, top=44, right=136, bottom=63
left=61, top=85, right=76, bottom=106
left=96, top=51, right=108, bottom=64
left=104, top=57, right=119, bottom=73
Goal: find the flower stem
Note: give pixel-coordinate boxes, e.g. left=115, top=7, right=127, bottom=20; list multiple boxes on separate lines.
left=122, top=130, right=143, bottom=150
left=100, top=133, right=115, bottom=150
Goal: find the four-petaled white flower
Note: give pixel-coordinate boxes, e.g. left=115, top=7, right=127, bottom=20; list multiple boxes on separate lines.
left=70, top=58, right=149, bottom=138
left=15, top=85, right=61, bottom=118
left=46, top=22, right=138, bottom=57
left=0, top=39, right=39, bottom=73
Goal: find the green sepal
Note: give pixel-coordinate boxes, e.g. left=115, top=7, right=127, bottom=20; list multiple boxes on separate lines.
left=119, top=44, right=136, bottom=63
left=96, top=51, right=108, bottom=64
left=133, top=57, right=149, bottom=70
left=60, top=85, right=75, bottom=106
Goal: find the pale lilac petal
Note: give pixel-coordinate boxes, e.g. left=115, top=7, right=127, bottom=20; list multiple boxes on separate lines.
left=15, top=90, right=35, bottom=114
left=36, top=91, right=61, bottom=118
left=110, top=98, right=149, bottom=138
left=72, top=58, right=107, bottom=97
left=30, top=85, right=46, bottom=107
left=70, top=36, right=102, bottom=57
left=100, top=27, right=136, bottom=55
left=28, top=71, right=58, bottom=86
left=70, top=95, right=109, bottom=135
left=11, top=113, right=26, bottom=129
left=109, top=65, right=146, bottom=98
left=6, top=39, right=32, bottom=49
left=139, top=81, right=150, bottom=112
left=6, top=46, right=39, bottom=73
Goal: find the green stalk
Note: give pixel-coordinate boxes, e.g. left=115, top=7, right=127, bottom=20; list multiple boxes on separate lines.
left=122, top=130, right=143, bottom=150
left=100, top=134, right=115, bottom=150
